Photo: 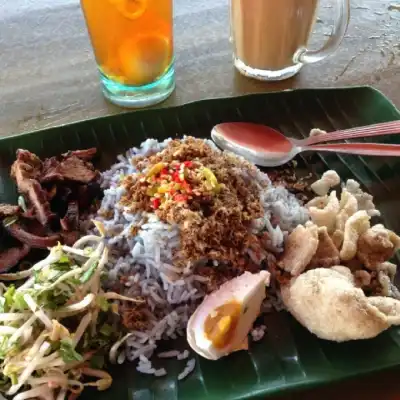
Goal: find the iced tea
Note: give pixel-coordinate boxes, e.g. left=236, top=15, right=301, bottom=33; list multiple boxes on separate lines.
left=81, top=0, right=175, bottom=107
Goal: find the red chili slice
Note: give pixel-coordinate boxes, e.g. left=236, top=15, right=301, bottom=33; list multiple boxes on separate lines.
left=151, top=198, right=161, bottom=209
left=172, top=171, right=182, bottom=183
left=181, top=180, right=192, bottom=194
left=173, top=194, right=188, bottom=202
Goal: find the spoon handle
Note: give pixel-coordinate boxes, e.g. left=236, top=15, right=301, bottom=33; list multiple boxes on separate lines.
left=299, top=120, right=400, bottom=146
left=304, top=142, right=400, bottom=156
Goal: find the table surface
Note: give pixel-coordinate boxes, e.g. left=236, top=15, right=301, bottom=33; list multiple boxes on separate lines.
left=1, top=0, right=400, bottom=398
left=0, top=0, right=399, bottom=139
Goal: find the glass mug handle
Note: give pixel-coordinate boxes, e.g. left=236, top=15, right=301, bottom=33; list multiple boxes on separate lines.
left=294, top=0, right=350, bottom=64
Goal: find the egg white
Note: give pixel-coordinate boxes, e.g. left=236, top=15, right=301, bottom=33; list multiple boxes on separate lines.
left=187, top=270, right=270, bottom=360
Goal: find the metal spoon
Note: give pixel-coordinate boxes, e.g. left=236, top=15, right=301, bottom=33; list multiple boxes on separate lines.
left=211, top=121, right=400, bottom=167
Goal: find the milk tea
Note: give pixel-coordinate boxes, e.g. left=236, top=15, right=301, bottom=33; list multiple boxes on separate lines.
left=231, top=0, right=319, bottom=72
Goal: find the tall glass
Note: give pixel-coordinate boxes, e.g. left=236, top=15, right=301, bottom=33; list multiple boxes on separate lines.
left=80, top=0, right=175, bottom=108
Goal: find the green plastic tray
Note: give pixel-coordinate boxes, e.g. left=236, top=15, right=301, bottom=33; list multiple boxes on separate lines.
left=1, top=87, right=400, bottom=400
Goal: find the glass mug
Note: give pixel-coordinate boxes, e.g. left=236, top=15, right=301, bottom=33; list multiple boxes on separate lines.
left=80, top=0, right=175, bottom=108
left=230, top=0, right=351, bottom=81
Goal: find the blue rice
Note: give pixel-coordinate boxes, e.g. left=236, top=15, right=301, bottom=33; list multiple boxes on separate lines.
left=96, top=138, right=309, bottom=376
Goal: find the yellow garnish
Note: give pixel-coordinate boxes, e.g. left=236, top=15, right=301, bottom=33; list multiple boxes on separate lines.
left=157, top=184, right=172, bottom=194
left=146, top=185, right=159, bottom=196
left=146, top=163, right=165, bottom=178
left=200, top=167, right=220, bottom=193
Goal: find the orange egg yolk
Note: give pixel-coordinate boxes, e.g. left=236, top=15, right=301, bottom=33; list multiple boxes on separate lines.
left=204, top=301, right=242, bottom=349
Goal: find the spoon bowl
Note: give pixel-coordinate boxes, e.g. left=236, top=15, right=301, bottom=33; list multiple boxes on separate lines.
left=211, top=121, right=400, bottom=167
left=211, top=122, right=298, bottom=167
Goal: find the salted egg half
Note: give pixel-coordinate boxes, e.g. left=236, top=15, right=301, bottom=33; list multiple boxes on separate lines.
left=187, top=270, right=270, bottom=360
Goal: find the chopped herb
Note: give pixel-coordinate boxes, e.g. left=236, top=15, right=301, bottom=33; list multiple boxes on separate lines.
left=18, top=196, right=27, bottom=212
left=34, top=270, right=41, bottom=284
left=2, top=216, right=18, bottom=228
left=96, top=296, right=110, bottom=312
left=37, top=290, right=68, bottom=310
left=58, top=254, right=71, bottom=264
left=69, top=277, right=81, bottom=286
left=50, top=341, right=61, bottom=353
left=3, top=286, right=16, bottom=311
left=10, top=373, right=17, bottom=386
left=90, top=354, right=105, bottom=369
left=0, top=337, right=9, bottom=359
left=13, top=292, right=28, bottom=311
left=49, top=271, right=65, bottom=282
left=80, top=261, right=99, bottom=284
left=99, top=324, right=113, bottom=337
left=83, top=247, right=94, bottom=256
left=1, top=338, right=21, bottom=361
left=52, top=254, right=72, bottom=271
left=0, top=298, right=5, bottom=313
left=82, top=332, right=108, bottom=351
left=59, top=339, right=83, bottom=363
left=52, top=263, right=72, bottom=272
left=0, top=337, right=19, bottom=360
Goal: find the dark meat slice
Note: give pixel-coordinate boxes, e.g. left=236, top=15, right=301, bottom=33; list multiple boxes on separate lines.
left=11, top=149, right=42, bottom=183
left=5, top=222, right=60, bottom=249
left=23, top=219, right=50, bottom=237
left=62, top=148, right=97, bottom=161
left=0, top=244, right=31, bottom=272
left=0, top=204, right=20, bottom=218
left=60, top=202, right=79, bottom=231
left=60, top=230, right=80, bottom=246
left=11, top=149, right=53, bottom=225
left=21, top=205, right=41, bottom=220
left=40, top=157, right=64, bottom=182
left=59, top=155, right=99, bottom=183
left=50, top=186, right=73, bottom=218
left=41, top=155, right=98, bottom=184
left=25, top=181, right=53, bottom=226
left=46, top=185, right=58, bottom=201
left=77, top=182, right=102, bottom=210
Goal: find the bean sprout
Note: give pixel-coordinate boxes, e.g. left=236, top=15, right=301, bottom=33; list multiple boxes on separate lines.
left=0, top=227, right=138, bottom=400
left=109, top=333, right=135, bottom=364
